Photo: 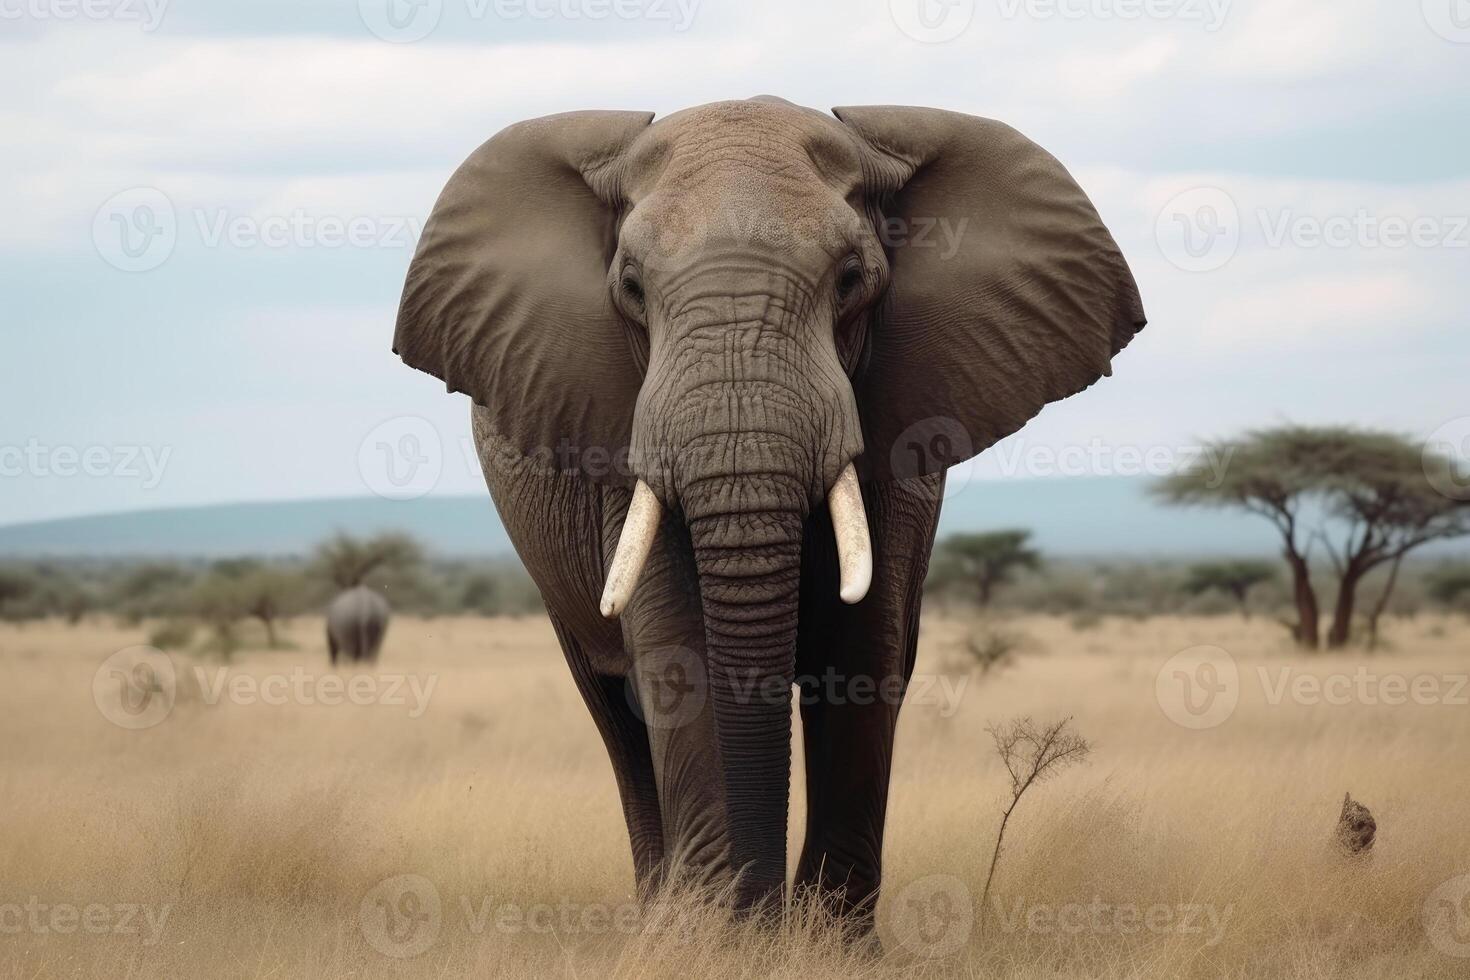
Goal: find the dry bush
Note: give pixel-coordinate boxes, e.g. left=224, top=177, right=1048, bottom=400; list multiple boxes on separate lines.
left=961, top=624, right=1030, bottom=674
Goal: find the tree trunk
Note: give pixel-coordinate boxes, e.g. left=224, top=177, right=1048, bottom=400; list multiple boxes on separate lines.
left=1365, top=552, right=1405, bottom=651
left=1231, top=584, right=1251, bottom=620
left=258, top=613, right=279, bottom=649
left=1285, top=550, right=1320, bottom=649
left=1327, top=563, right=1365, bottom=649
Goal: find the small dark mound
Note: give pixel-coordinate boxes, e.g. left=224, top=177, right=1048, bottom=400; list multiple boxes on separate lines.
left=1334, top=792, right=1376, bottom=854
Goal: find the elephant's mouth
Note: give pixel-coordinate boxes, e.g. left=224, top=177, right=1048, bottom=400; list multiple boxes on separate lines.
left=597, top=461, right=871, bottom=619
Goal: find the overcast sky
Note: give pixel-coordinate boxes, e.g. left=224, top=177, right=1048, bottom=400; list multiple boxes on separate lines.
left=2, top=0, right=1467, bottom=524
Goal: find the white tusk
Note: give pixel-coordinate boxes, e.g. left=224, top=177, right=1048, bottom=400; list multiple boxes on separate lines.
left=828, top=463, right=872, bottom=605
left=600, top=480, right=662, bottom=619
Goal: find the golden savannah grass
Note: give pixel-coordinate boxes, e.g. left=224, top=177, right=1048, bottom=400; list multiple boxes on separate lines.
left=1, top=612, right=1468, bottom=978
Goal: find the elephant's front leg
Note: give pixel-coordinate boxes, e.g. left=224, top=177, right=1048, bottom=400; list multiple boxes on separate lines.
left=474, top=414, right=667, bottom=900
left=612, top=507, right=734, bottom=891
left=544, top=609, right=666, bottom=898
left=794, top=475, right=942, bottom=935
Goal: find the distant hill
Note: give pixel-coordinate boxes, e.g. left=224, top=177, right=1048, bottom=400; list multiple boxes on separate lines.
left=0, top=477, right=1329, bottom=560
left=0, top=496, right=514, bottom=559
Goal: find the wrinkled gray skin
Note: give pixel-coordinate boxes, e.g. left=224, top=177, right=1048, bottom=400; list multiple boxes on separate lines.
left=394, top=97, right=1145, bottom=933
left=326, top=586, right=390, bottom=664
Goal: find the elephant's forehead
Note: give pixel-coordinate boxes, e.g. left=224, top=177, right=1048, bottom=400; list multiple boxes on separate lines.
left=627, top=100, right=864, bottom=203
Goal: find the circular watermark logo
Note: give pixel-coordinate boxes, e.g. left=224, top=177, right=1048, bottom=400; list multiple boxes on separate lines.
left=1155, top=187, right=1240, bottom=273
left=358, top=416, right=443, bottom=500
left=888, top=416, right=975, bottom=502
left=636, top=201, right=710, bottom=275
left=1424, top=874, right=1470, bottom=958
left=358, top=0, right=442, bottom=42
left=626, top=646, right=707, bottom=731
left=360, top=874, right=442, bottom=957
left=93, top=646, right=176, bottom=730
left=1423, top=0, right=1470, bottom=43
left=887, top=874, right=972, bottom=957
left=93, top=187, right=177, bottom=273
left=889, top=0, right=975, bottom=42
left=1424, top=417, right=1470, bottom=501
left=1156, top=645, right=1239, bottom=730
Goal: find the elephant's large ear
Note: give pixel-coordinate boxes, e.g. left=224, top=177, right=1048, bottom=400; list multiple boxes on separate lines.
left=394, top=110, right=655, bottom=485
left=833, top=106, right=1146, bottom=482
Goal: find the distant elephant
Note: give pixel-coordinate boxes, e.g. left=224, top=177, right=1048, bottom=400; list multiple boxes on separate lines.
left=393, top=98, right=1145, bottom=930
left=326, top=586, right=390, bottom=664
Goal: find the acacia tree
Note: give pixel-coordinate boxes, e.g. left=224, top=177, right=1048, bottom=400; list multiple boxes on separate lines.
left=1156, top=429, right=1326, bottom=647
left=190, top=560, right=309, bottom=653
left=1157, top=427, right=1470, bottom=649
left=1315, top=435, right=1470, bottom=646
left=228, top=563, right=307, bottom=648
left=108, top=562, right=195, bottom=625
left=1182, top=560, right=1276, bottom=619
left=313, top=532, right=423, bottom=589
left=933, top=530, right=1041, bottom=606
left=190, top=569, right=251, bottom=658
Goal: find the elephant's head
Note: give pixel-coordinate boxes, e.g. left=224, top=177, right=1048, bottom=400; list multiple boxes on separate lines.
left=394, top=97, right=1144, bottom=903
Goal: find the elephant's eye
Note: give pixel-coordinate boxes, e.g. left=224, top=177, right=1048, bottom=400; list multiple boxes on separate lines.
left=619, top=272, right=646, bottom=312
left=836, top=257, right=865, bottom=301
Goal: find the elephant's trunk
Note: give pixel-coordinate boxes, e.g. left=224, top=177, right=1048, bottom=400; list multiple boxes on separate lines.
left=682, top=463, right=807, bottom=910
left=611, top=299, right=870, bottom=908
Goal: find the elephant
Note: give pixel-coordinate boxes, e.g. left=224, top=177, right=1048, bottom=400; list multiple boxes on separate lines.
left=392, top=97, right=1145, bottom=931
left=326, top=586, right=390, bottom=664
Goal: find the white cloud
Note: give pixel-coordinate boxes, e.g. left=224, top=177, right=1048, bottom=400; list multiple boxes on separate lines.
left=1206, top=0, right=1374, bottom=78
left=1051, top=36, right=1179, bottom=102
left=1201, top=270, right=1437, bottom=343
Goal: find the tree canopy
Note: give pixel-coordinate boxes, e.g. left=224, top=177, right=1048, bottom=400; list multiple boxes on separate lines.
left=1182, top=560, right=1276, bottom=617
left=931, top=529, right=1041, bottom=606
left=313, top=532, right=423, bottom=589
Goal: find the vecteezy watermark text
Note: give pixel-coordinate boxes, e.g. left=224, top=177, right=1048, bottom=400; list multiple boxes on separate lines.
left=0, top=0, right=168, bottom=30
left=192, top=667, right=438, bottom=719
left=991, top=896, right=1233, bottom=945
left=193, top=209, right=423, bottom=251
left=637, top=206, right=970, bottom=273
left=989, top=437, right=1233, bottom=483
left=996, top=0, right=1230, bottom=30
left=890, top=0, right=1229, bottom=44
left=1259, top=667, right=1468, bottom=708
left=93, top=647, right=440, bottom=730
left=627, top=648, right=971, bottom=731
left=357, top=0, right=699, bottom=43
left=1158, top=645, right=1470, bottom=731
left=1157, top=187, right=1470, bottom=273
left=0, top=899, right=171, bottom=945
left=0, top=440, right=171, bottom=488
left=360, top=875, right=649, bottom=958
left=94, top=187, right=424, bottom=273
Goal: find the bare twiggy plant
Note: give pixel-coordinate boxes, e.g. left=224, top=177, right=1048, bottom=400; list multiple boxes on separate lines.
left=980, top=716, right=1092, bottom=924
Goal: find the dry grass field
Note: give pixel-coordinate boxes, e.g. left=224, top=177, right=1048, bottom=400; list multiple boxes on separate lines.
left=2, top=611, right=1468, bottom=978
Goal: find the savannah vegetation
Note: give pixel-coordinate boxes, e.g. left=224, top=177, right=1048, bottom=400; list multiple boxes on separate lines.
left=6, top=524, right=1470, bottom=652
left=3, top=610, right=1467, bottom=978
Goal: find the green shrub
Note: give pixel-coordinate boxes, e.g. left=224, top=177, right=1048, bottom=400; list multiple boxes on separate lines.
left=147, top=619, right=196, bottom=650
